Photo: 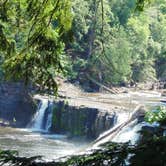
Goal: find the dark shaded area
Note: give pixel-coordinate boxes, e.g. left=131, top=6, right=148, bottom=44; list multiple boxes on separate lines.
left=0, top=82, right=36, bottom=127
left=50, top=101, right=117, bottom=139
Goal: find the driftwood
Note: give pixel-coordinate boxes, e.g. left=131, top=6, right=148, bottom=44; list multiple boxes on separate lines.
left=86, top=74, right=119, bottom=94
left=93, top=105, right=145, bottom=146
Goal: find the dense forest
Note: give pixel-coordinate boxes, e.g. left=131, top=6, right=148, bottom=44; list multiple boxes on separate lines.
left=67, top=0, right=166, bottom=90
left=0, top=0, right=165, bottom=92
left=0, top=0, right=166, bottom=166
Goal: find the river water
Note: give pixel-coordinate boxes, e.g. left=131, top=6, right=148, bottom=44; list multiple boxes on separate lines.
left=0, top=90, right=165, bottom=161
left=0, top=95, right=89, bottom=161
left=0, top=127, right=88, bottom=161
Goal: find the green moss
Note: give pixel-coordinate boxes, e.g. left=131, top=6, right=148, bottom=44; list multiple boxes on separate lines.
left=51, top=102, right=88, bottom=137
left=52, top=105, right=57, bottom=125
left=51, top=101, right=68, bottom=132
left=51, top=104, right=60, bottom=131
left=70, top=110, right=86, bottom=136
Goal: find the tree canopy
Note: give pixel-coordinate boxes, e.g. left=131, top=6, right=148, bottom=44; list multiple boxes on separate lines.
left=65, top=0, right=165, bottom=90
left=0, top=0, right=72, bottom=93
left=0, top=0, right=165, bottom=92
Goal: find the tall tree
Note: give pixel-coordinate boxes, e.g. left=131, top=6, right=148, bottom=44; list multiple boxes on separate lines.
left=0, top=0, right=72, bottom=93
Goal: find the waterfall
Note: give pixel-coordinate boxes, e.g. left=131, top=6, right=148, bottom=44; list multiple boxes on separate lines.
left=93, top=112, right=130, bottom=147
left=93, top=105, right=144, bottom=147
left=45, top=102, right=53, bottom=131
left=112, top=119, right=143, bottom=144
left=96, top=112, right=130, bottom=140
left=32, top=99, right=48, bottom=130
left=29, top=97, right=53, bottom=132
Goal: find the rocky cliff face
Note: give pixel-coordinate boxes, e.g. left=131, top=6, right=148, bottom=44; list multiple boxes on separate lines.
left=0, top=82, right=36, bottom=127
left=50, top=101, right=117, bottom=139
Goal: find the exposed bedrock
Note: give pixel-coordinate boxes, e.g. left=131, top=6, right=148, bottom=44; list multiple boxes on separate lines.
left=0, top=82, right=36, bottom=127
left=50, top=101, right=117, bottom=139
left=0, top=82, right=117, bottom=139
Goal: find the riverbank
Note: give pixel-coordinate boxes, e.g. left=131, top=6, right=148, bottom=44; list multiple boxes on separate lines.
left=0, top=81, right=166, bottom=164
left=57, top=79, right=166, bottom=110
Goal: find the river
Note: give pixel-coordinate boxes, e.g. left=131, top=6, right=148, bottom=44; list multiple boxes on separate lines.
left=0, top=90, right=165, bottom=161
left=0, top=127, right=88, bottom=161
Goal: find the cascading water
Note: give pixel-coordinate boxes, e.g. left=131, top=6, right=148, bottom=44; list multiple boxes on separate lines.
left=112, top=119, right=143, bottom=144
left=44, top=102, right=53, bottom=131
left=29, top=97, right=53, bottom=132
left=93, top=112, right=130, bottom=147
left=93, top=105, right=145, bottom=147
left=32, top=99, right=48, bottom=130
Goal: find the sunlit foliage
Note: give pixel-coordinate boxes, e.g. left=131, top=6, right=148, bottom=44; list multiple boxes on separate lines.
left=0, top=0, right=72, bottom=93
left=145, top=106, right=166, bottom=124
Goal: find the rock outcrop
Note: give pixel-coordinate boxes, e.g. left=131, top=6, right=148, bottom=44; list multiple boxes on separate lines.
left=0, top=82, right=36, bottom=127
left=50, top=101, right=117, bottom=139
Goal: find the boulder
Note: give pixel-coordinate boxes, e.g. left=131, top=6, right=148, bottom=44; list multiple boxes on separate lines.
left=162, top=90, right=166, bottom=97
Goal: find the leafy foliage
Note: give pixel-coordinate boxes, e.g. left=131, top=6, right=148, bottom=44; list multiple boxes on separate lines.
left=0, top=0, right=165, bottom=92
left=65, top=0, right=165, bottom=90
left=0, top=0, right=72, bottom=93
left=145, top=106, right=166, bottom=124
left=136, top=0, right=152, bottom=11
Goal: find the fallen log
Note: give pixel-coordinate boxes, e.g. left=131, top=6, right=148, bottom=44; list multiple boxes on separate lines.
left=93, top=105, right=146, bottom=147
left=86, top=74, right=119, bottom=94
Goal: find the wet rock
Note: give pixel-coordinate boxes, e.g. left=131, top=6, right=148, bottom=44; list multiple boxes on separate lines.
left=131, top=105, right=146, bottom=122
left=162, top=90, right=166, bottom=97
left=141, top=123, right=163, bottom=137
left=142, top=126, right=158, bottom=134
left=0, top=82, right=36, bottom=127
left=94, top=112, right=116, bottom=138
left=163, top=129, right=166, bottom=136
left=50, top=101, right=117, bottom=139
